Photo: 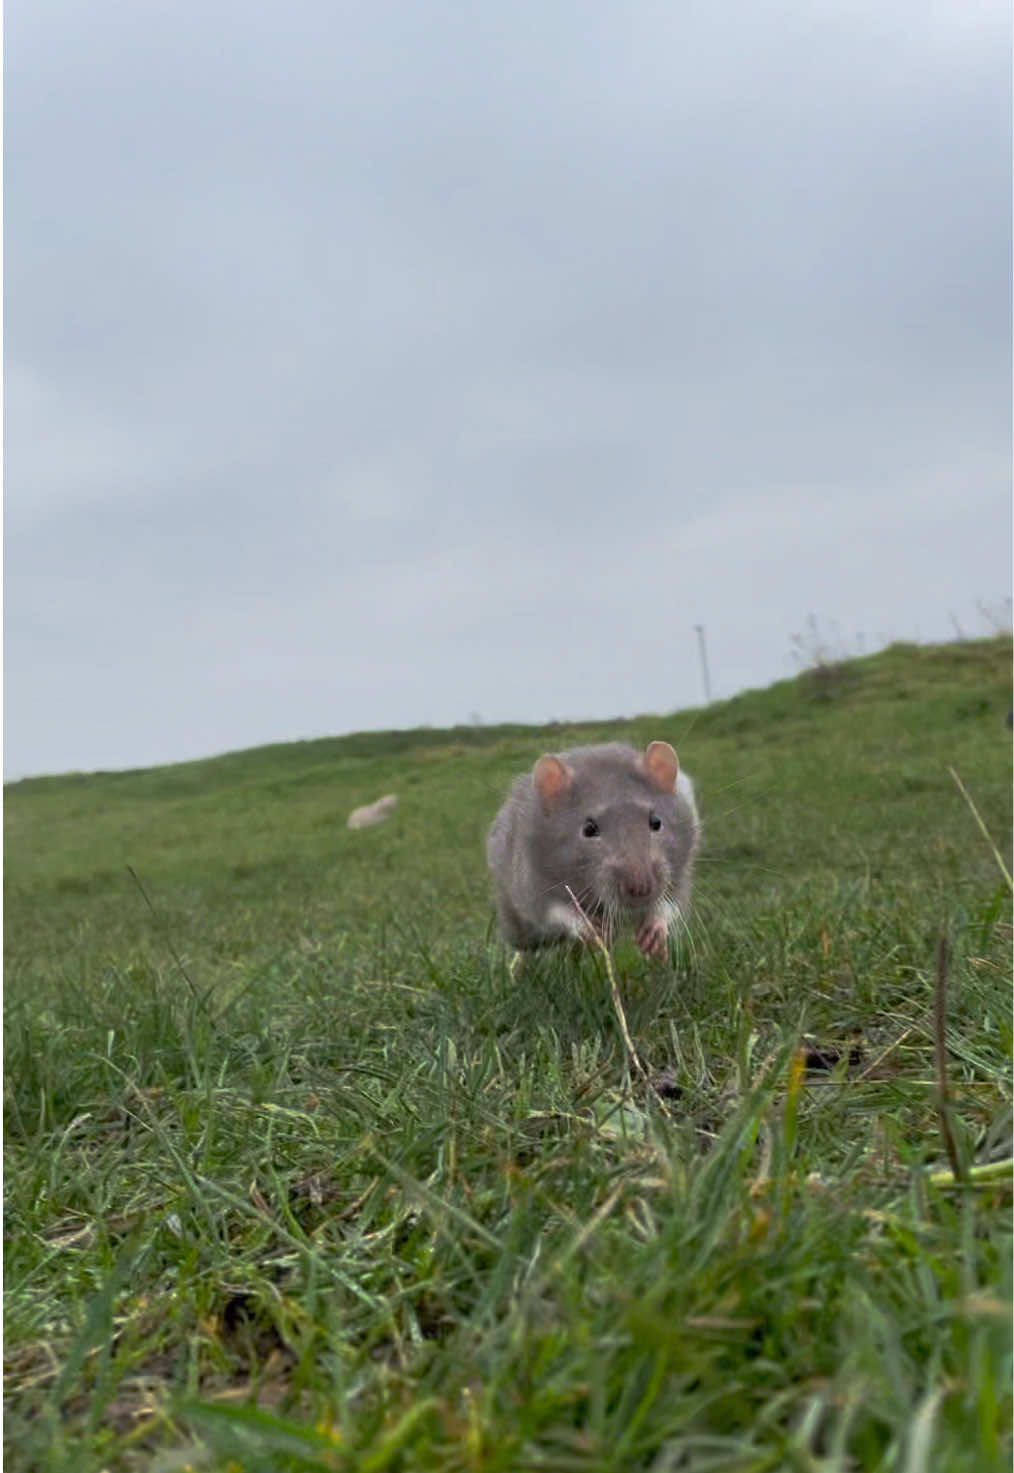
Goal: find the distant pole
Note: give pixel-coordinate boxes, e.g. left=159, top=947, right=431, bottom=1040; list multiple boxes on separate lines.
left=694, top=624, right=712, bottom=705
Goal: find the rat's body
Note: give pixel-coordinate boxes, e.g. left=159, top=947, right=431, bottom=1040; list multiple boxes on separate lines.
left=486, top=741, right=700, bottom=960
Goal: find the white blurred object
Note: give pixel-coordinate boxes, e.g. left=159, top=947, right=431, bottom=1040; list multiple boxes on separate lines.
left=347, top=794, right=399, bottom=830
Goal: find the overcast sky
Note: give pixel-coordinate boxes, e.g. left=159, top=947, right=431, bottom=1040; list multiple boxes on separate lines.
left=5, top=0, right=1011, bottom=780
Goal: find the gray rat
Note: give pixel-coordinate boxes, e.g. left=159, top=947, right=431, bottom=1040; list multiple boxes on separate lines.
left=486, top=740, right=700, bottom=960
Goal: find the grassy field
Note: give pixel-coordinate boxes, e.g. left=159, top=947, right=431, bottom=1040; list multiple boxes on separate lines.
left=4, top=636, right=1012, bottom=1472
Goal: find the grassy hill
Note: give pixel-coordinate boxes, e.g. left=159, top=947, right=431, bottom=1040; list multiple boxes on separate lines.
left=4, top=636, right=1012, bottom=1471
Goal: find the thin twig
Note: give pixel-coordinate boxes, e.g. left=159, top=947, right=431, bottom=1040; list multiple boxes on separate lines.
left=854, top=1026, right=915, bottom=1081
left=948, top=767, right=1012, bottom=891
left=933, top=931, right=965, bottom=1184
left=564, top=887, right=673, bottom=1119
left=126, top=865, right=210, bottom=1013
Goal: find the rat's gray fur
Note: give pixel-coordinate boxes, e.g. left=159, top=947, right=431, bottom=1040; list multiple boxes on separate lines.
left=486, top=741, right=700, bottom=956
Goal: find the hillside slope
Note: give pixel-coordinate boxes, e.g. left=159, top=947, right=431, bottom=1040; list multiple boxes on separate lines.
left=5, top=636, right=1011, bottom=980
left=4, top=636, right=1012, bottom=1472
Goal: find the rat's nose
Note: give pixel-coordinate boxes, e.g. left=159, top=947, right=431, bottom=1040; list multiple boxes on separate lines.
left=621, top=868, right=654, bottom=902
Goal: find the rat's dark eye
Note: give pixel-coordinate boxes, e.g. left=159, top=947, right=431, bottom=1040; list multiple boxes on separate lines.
left=581, top=818, right=600, bottom=839
left=649, top=812, right=663, bottom=832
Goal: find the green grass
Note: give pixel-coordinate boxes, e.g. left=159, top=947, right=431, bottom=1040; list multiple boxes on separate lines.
left=4, top=636, right=1012, bottom=1472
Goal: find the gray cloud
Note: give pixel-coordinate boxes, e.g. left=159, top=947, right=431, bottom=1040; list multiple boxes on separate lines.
left=5, top=0, right=1010, bottom=777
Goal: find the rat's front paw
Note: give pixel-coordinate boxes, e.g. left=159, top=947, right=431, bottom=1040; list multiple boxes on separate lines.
left=635, top=916, right=669, bottom=960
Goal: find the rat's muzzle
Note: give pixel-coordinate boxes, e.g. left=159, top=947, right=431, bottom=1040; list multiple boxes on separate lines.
left=614, top=864, right=657, bottom=907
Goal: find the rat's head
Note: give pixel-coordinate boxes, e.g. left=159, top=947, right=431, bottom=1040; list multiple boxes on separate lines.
left=531, top=741, right=694, bottom=930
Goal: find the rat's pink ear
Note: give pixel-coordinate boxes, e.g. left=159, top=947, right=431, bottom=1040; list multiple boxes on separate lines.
left=642, top=740, right=679, bottom=793
left=533, top=754, right=572, bottom=809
